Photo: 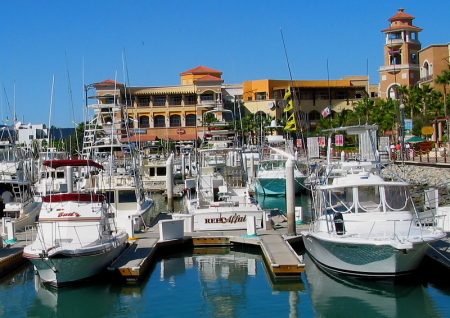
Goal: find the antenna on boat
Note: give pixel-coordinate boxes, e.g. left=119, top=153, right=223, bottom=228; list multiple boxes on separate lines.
left=280, top=28, right=306, bottom=157
left=326, top=59, right=333, bottom=126
left=48, top=74, right=55, bottom=147
left=65, top=52, right=79, bottom=153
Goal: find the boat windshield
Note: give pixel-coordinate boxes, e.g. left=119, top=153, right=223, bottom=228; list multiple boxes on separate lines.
left=323, top=185, right=411, bottom=213
left=260, top=160, right=285, bottom=171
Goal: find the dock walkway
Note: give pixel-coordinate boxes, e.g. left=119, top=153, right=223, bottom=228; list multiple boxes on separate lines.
left=427, top=234, right=450, bottom=269
left=107, top=215, right=307, bottom=283
left=0, top=230, right=35, bottom=278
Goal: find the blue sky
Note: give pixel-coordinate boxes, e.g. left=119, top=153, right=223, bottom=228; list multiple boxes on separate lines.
left=0, top=0, right=449, bottom=128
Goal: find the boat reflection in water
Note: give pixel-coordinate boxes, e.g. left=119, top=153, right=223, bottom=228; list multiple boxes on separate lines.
left=304, top=254, right=439, bottom=317
left=30, top=275, right=119, bottom=317
left=157, top=247, right=306, bottom=317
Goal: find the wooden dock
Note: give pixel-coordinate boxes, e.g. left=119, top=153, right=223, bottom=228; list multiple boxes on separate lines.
left=259, top=234, right=305, bottom=278
left=0, top=231, right=34, bottom=278
left=107, top=218, right=307, bottom=283
left=426, top=234, right=450, bottom=268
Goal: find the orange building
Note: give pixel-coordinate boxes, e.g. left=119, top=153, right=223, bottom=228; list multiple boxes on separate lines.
left=241, top=77, right=370, bottom=129
left=90, top=66, right=235, bottom=145
left=418, top=44, right=450, bottom=93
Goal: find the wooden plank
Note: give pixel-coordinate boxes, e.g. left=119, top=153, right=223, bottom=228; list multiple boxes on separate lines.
left=192, top=237, right=231, bottom=245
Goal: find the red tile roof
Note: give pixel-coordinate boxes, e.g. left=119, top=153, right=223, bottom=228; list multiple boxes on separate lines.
left=388, top=8, right=415, bottom=21
left=381, top=24, right=423, bottom=32
left=194, top=75, right=224, bottom=83
left=180, top=66, right=222, bottom=76
left=382, top=8, right=422, bottom=33
left=93, top=79, right=124, bottom=87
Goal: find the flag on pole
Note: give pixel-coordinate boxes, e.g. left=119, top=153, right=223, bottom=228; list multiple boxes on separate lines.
left=283, top=87, right=293, bottom=112
left=284, top=99, right=293, bottom=112
left=284, top=113, right=297, bottom=132
left=321, top=106, right=331, bottom=118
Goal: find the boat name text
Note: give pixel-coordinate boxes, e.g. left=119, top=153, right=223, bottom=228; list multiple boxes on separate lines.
left=205, top=214, right=246, bottom=224
left=58, top=212, right=81, bottom=217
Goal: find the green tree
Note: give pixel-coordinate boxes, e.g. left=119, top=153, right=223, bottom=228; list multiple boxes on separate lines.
left=435, top=68, right=450, bottom=141
left=354, top=98, right=374, bottom=124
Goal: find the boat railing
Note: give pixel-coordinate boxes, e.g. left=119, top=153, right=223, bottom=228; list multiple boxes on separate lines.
left=24, top=224, right=38, bottom=245
left=319, top=213, right=445, bottom=241
left=32, top=223, right=109, bottom=250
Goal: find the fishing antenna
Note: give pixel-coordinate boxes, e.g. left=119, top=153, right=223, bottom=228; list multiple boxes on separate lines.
left=280, top=28, right=305, bottom=151
left=65, top=52, right=80, bottom=152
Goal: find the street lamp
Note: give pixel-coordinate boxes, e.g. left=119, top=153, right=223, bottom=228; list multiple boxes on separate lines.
left=399, top=102, right=405, bottom=160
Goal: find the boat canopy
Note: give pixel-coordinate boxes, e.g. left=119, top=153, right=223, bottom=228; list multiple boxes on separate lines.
left=43, top=159, right=104, bottom=170
left=42, top=193, right=105, bottom=203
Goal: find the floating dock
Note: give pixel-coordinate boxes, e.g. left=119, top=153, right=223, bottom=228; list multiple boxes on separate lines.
left=426, top=234, right=450, bottom=269
left=0, top=230, right=34, bottom=278
left=107, top=215, right=306, bottom=283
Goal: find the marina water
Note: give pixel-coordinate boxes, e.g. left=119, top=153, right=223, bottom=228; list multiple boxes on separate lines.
left=2, top=194, right=450, bottom=317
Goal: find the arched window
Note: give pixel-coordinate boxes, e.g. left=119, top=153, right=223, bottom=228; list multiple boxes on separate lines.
left=154, top=115, right=165, bottom=128
left=308, top=110, right=321, bottom=121
left=387, top=84, right=399, bottom=100
left=186, top=114, right=196, bottom=126
left=255, top=111, right=267, bottom=118
left=170, top=115, right=181, bottom=127
left=139, top=116, right=149, bottom=128
left=423, top=62, right=430, bottom=76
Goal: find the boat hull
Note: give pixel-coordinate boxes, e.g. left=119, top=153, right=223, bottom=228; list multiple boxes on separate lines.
left=302, top=233, right=431, bottom=278
left=25, top=235, right=128, bottom=287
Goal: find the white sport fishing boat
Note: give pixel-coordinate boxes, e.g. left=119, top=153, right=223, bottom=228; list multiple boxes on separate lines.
left=254, top=123, right=307, bottom=196
left=0, top=147, right=41, bottom=234
left=23, top=159, right=128, bottom=287
left=302, top=125, right=446, bottom=278
left=172, top=109, right=269, bottom=231
left=81, top=96, right=153, bottom=236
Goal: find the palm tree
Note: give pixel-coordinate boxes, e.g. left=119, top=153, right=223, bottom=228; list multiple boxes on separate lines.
left=371, top=99, right=398, bottom=137
left=435, top=68, right=450, bottom=142
left=354, top=97, right=374, bottom=124
left=417, top=84, right=434, bottom=115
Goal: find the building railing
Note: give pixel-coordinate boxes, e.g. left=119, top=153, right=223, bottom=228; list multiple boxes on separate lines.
left=318, top=147, right=450, bottom=164
left=420, top=74, right=433, bottom=82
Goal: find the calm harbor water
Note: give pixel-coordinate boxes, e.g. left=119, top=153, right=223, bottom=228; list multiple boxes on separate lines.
left=2, top=193, right=450, bottom=317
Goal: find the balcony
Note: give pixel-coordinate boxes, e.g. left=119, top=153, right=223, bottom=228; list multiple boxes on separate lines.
left=420, top=74, right=434, bottom=83
left=379, top=63, right=420, bottom=73
left=385, top=38, right=420, bottom=46
left=197, top=100, right=217, bottom=108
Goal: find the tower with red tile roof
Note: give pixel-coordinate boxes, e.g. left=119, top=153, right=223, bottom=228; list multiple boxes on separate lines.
left=180, top=66, right=223, bottom=85
left=379, top=8, right=422, bottom=100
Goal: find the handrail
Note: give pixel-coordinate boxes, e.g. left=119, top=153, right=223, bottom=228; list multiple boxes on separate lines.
left=321, top=214, right=445, bottom=241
